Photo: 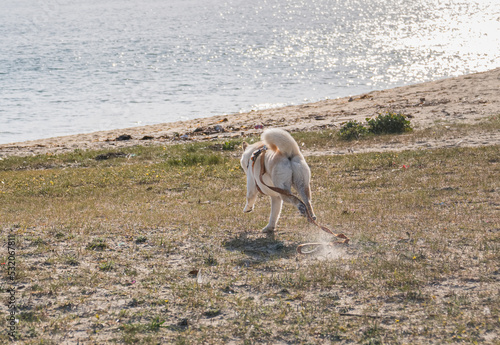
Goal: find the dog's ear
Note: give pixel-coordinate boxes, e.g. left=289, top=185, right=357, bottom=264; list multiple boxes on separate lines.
left=242, top=141, right=248, bottom=150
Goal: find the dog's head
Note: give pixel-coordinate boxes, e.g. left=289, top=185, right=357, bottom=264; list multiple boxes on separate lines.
left=240, top=141, right=251, bottom=173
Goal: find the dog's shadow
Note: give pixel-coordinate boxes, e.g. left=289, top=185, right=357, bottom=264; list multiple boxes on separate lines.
left=223, top=231, right=297, bottom=260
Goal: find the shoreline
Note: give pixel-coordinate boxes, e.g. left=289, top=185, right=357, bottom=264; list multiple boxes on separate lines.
left=1, top=67, right=499, bottom=158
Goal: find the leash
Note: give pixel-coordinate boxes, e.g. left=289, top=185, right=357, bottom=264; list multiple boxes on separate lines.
left=252, top=147, right=350, bottom=254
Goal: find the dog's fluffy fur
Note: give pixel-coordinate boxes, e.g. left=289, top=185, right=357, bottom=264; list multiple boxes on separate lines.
left=240, top=128, right=316, bottom=232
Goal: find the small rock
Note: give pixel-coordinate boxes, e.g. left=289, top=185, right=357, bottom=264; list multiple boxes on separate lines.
left=203, top=309, right=222, bottom=318
left=116, top=134, right=132, bottom=141
left=222, top=286, right=235, bottom=294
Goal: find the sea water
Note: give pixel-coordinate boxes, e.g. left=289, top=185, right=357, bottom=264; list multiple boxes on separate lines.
left=0, top=0, right=499, bottom=144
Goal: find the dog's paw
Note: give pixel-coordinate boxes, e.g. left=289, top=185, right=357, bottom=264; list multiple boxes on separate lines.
left=297, top=203, right=307, bottom=217
left=261, top=226, right=275, bottom=233
left=243, top=205, right=254, bottom=213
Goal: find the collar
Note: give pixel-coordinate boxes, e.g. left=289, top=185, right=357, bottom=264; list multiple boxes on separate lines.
left=250, top=145, right=267, bottom=168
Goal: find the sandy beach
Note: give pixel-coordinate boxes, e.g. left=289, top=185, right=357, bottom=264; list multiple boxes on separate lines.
left=1, top=67, right=499, bottom=158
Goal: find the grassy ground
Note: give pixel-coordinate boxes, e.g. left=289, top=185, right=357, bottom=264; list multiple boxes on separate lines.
left=0, top=118, right=499, bottom=344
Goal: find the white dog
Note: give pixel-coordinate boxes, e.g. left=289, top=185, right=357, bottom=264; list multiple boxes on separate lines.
left=240, top=128, right=316, bottom=233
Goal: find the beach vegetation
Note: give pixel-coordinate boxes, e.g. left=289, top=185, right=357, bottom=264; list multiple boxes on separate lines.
left=339, top=120, right=369, bottom=140
left=339, top=112, right=412, bottom=141
left=366, top=112, right=413, bottom=134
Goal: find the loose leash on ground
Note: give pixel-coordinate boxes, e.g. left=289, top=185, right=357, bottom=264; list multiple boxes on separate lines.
left=251, top=146, right=350, bottom=255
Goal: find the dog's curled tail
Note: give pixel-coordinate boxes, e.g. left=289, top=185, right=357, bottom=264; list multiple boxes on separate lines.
left=262, top=128, right=301, bottom=158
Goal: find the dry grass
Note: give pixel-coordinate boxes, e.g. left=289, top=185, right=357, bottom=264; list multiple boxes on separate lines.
left=0, top=121, right=499, bottom=344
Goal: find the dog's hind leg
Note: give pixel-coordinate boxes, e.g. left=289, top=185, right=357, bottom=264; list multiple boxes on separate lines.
left=294, top=181, right=316, bottom=220
left=298, top=185, right=316, bottom=221
left=262, top=196, right=282, bottom=233
left=270, top=161, right=308, bottom=217
left=279, top=193, right=308, bottom=217
left=291, top=158, right=316, bottom=220
left=272, top=181, right=308, bottom=218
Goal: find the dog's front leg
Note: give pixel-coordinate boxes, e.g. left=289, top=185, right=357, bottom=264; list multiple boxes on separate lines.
left=262, top=196, right=282, bottom=233
left=243, top=173, right=259, bottom=213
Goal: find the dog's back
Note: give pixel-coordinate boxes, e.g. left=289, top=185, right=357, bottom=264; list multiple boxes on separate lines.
left=262, top=128, right=301, bottom=158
